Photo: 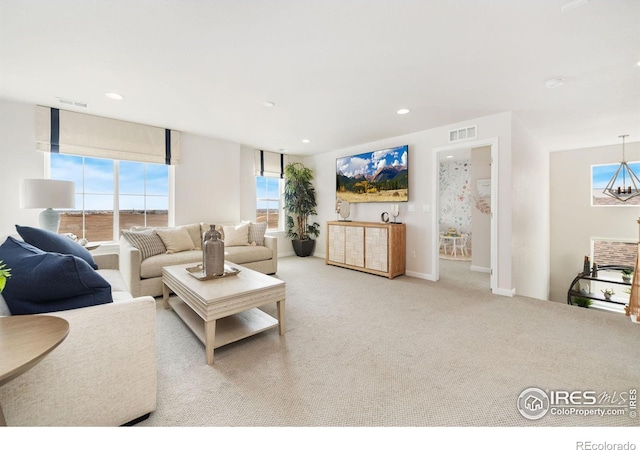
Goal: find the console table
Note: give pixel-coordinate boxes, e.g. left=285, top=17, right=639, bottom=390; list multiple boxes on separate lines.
left=325, top=221, right=406, bottom=279
left=0, top=315, right=69, bottom=426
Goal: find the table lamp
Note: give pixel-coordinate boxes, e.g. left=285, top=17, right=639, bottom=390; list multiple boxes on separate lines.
left=20, top=179, right=75, bottom=233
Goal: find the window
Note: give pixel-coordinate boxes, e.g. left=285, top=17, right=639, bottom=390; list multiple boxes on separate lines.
left=50, top=154, right=169, bottom=242
left=119, top=161, right=169, bottom=231
left=256, top=176, right=282, bottom=230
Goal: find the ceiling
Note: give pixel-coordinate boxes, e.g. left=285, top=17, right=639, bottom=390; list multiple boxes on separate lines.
left=1, top=0, right=639, bottom=156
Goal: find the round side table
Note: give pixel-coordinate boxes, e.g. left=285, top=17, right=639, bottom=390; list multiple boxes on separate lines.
left=0, top=315, right=69, bottom=426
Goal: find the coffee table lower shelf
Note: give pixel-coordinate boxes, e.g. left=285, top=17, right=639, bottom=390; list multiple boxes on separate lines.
left=167, top=296, right=279, bottom=350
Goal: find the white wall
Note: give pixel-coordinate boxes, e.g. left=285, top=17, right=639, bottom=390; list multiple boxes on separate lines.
left=0, top=100, right=47, bottom=235
left=307, top=111, right=522, bottom=296
left=174, top=133, right=241, bottom=225
left=550, top=140, right=640, bottom=303
left=512, top=116, right=550, bottom=300
left=239, top=145, right=257, bottom=222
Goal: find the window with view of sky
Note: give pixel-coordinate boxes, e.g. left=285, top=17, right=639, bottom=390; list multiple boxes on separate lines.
left=51, top=154, right=169, bottom=242
left=256, top=176, right=281, bottom=230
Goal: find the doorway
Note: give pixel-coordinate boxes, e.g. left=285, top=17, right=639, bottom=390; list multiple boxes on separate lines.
left=431, top=138, right=498, bottom=292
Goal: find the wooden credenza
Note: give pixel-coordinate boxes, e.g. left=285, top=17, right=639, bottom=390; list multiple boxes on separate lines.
left=325, top=221, right=406, bottom=279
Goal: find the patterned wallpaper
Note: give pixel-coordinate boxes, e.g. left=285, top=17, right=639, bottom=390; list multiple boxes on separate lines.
left=439, top=160, right=472, bottom=235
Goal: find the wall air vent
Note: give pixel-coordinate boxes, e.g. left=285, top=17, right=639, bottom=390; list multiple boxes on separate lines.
left=57, top=97, right=88, bottom=108
left=448, top=125, right=477, bottom=142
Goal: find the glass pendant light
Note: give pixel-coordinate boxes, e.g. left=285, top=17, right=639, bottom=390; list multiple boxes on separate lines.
left=603, top=135, right=640, bottom=202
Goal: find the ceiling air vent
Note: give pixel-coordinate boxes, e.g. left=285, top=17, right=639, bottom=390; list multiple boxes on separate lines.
left=57, top=97, right=88, bottom=108
left=449, top=125, right=477, bottom=142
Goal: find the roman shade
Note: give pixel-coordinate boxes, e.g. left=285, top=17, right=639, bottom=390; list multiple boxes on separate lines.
left=254, top=150, right=286, bottom=178
left=36, top=105, right=181, bottom=165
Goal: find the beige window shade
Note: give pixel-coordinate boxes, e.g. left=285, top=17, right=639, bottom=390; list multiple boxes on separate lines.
left=254, top=149, right=286, bottom=178
left=36, top=105, right=180, bottom=165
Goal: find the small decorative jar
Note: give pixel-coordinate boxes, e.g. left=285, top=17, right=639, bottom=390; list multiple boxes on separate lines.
left=203, top=225, right=225, bottom=276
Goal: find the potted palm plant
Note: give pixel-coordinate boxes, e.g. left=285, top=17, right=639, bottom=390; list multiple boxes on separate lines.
left=284, top=162, right=320, bottom=257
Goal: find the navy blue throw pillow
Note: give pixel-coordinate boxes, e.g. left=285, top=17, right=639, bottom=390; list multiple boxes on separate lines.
left=16, top=224, right=98, bottom=269
left=0, top=237, right=112, bottom=315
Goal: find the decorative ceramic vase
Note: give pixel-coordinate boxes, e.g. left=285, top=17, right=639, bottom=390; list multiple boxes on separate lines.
left=203, top=225, right=225, bottom=276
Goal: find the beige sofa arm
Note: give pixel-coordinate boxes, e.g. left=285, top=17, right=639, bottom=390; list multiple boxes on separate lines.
left=93, top=252, right=119, bottom=270
left=264, top=235, right=278, bottom=273
left=0, top=296, right=157, bottom=426
left=119, top=235, right=142, bottom=297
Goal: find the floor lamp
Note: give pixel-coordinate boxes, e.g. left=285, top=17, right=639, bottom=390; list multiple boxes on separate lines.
left=20, top=179, right=75, bottom=233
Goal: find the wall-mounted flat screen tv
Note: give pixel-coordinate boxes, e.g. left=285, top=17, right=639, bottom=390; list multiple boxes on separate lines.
left=336, top=145, right=408, bottom=203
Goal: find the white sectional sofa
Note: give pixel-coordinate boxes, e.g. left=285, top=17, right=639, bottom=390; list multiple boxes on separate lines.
left=0, top=250, right=157, bottom=427
left=119, top=222, right=277, bottom=298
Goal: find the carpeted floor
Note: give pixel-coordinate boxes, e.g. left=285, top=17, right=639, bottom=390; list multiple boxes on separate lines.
left=139, top=256, right=640, bottom=427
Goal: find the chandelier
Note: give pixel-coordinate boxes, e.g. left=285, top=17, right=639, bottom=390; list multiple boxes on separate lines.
left=603, top=135, right=640, bottom=202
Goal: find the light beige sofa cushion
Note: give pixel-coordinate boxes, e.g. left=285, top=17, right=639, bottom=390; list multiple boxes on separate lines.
left=155, top=226, right=195, bottom=253
left=225, top=245, right=273, bottom=265
left=140, top=249, right=203, bottom=279
left=222, top=223, right=250, bottom=246
left=184, top=223, right=203, bottom=249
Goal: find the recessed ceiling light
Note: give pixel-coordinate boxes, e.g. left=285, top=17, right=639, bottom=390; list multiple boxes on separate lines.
left=105, top=92, right=123, bottom=100
left=302, top=139, right=310, bottom=144
left=545, top=77, right=565, bottom=89
left=397, top=108, right=410, bottom=115
left=446, top=155, right=454, bottom=159
left=262, top=101, right=275, bottom=107
left=636, top=61, right=640, bottom=67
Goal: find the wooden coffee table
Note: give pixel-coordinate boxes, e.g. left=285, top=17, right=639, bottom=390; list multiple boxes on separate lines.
left=162, top=262, right=285, bottom=365
left=0, top=315, right=69, bottom=426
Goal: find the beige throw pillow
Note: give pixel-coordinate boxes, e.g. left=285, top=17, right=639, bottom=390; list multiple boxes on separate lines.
left=248, top=221, right=268, bottom=246
left=155, top=227, right=195, bottom=254
left=183, top=223, right=203, bottom=250
left=222, top=223, right=249, bottom=247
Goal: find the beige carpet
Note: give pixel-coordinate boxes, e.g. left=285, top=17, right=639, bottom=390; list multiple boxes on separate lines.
left=139, top=256, right=639, bottom=427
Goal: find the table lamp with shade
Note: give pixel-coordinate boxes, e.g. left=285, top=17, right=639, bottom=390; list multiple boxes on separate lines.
left=19, top=179, right=75, bottom=233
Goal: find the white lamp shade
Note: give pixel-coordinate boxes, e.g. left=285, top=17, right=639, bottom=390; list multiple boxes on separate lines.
left=20, top=179, right=75, bottom=209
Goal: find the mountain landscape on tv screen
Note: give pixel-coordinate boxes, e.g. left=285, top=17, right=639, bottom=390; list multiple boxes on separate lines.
left=336, top=145, right=408, bottom=203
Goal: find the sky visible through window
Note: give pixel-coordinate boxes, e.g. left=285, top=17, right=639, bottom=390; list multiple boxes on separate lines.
left=256, top=176, right=280, bottom=210
left=256, top=176, right=281, bottom=230
left=51, top=154, right=168, bottom=211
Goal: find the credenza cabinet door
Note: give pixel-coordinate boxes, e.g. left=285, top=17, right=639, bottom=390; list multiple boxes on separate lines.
left=345, top=226, right=365, bottom=267
left=327, top=224, right=345, bottom=263
left=365, top=227, right=388, bottom=272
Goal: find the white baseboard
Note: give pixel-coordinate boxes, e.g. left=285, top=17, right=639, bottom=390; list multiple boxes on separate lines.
left=493, top=288, right=515, bottom=297
left=471, top=265, right=491, bottom=273
left=406, top=270, right=437, bottom=281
